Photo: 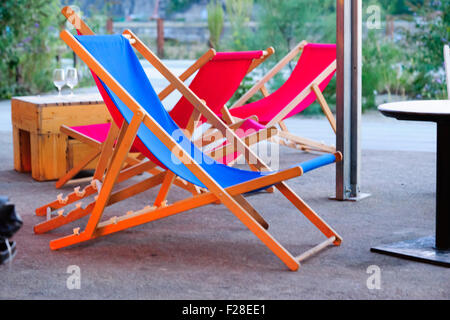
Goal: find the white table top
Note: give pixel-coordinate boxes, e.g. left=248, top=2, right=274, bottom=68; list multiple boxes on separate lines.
left=12, top=92, right=103, bottom=106
left=378, top=100, right=450, bottom=115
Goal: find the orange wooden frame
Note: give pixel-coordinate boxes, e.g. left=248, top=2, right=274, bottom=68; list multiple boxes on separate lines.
left=36, top=8, right=276, bottom=235
left=55, top=6, right=274, bottom=189
left=33, top=24, right=343, bottom=271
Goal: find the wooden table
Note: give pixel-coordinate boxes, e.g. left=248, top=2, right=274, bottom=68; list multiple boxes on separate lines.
left=11, top=93, right=111, bottom=181
left=372, top=100, right=450, bottom=267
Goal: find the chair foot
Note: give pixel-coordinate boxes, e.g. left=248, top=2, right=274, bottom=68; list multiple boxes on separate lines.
left=295, top=236, right=338, bottom=263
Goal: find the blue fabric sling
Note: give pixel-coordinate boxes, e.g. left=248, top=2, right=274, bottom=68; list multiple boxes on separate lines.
left=75, top=35, right=336, bottom=189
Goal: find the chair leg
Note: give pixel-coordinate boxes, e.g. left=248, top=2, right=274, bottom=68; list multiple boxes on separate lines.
left=233, top=194, right=269, bottom=229
left=55, top=149, right=101, bottom=189
left=219, top=192, right=300, bottom=271
left=275, top=182, right=342, bottom=245
left=84, top=114, right=145, bottom=238
left=42, top=114, right=144, bottom=247
left=154, top=171, right=176, bottom=207
left=311, top=84, right=336, bottom=134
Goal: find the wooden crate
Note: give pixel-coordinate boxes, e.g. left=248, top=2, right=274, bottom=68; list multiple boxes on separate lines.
left=11, top=94, right=111, bottom=181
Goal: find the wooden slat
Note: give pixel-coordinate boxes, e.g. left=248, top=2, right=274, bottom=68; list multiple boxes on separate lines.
left=247, top=47, right=275, bottom=73
left=230, top=41, right=307, bottom=109
left=61, top=6, right=95, bottom=35
left=295, top=236, right=336, bottom=262
left=158, top=49, right=216, bottom=100
left=40, top=104, right=110, bottom=134
left=60, top=125, right=102, bottom=149
left=312, top=84, right=337, bottom=133
left=84, top=112, right=144, bottom=236
left=277, top=130, right=336, bottom=153
left=56, top=149, right=100, bottom=189
left=153, top=171, right=176, bottom=207
left=275, top=183, right=342, bottom=244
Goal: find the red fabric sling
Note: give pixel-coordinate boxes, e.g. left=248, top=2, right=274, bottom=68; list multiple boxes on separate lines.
left=230, top=43, right=336, bottom=125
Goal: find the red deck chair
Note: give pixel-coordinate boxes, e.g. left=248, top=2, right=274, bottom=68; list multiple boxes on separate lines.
left=226, top=41, right=338, bottom=153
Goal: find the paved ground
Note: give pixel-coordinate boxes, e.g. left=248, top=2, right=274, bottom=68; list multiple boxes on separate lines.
left=0, top=139, right=448, bottom=299
left=0, top=65, right=447, bottom=299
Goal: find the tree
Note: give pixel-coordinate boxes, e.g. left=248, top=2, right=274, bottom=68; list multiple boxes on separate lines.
left=253, top=0, right=336, bottom=63
left=407, top=0, right=449, bottom=98
left=224, top=0, right=254, bottom=51
left=207, top=0, right=224, bottom=50
left=0, top=0, right=62, bottom=98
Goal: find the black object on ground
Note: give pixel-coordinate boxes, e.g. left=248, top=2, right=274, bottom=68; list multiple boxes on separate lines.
left=0, top=196, right=22, bottom=264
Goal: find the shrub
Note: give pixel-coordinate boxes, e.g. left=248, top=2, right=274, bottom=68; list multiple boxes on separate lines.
left=406, top=0, right=449, bottom=99
left=362, top=31, right=413, bottom=109
left=224, top=0, right=254, bottom=51
left=0, top=0, right=62, bottom=99
left=225, top=0, right=336, bottom=113
left=167, top=0, right=200, bottom=14
left=207, top=0, right=224, bottom=50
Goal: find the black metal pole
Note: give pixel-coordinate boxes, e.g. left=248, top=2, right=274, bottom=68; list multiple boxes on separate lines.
left=436, top=122, right=450, bottom=250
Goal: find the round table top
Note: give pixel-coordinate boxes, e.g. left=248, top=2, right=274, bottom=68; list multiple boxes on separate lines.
left=378, top=100, right=450, bottom=122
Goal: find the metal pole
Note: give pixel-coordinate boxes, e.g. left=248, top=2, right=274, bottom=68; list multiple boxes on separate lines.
left=335, top=0, right=369, bottom=201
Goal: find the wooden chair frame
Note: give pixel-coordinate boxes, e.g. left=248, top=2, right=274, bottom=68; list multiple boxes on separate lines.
left=55, top=6, right=274, bottom=189
left=35, top=27, right=343, bottom=271
left=229, top=40, right=337, bottom=153
left=36, top=8, right=276, bottom=233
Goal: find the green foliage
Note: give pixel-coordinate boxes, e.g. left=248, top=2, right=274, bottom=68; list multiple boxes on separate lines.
left=225, top=0, right=448, bottom=113
left=0, top=0, right=62, bottom=99
left=362, top=31, right=413, bottom=109
left=406, top=0, right=449, bottom=99
left=376, top=0, right=415, bottom=15
left=224, top=0, right=337, bottom=112
left=167, top=0, right=200, bottom=14
left=252, top=0, right=336, bottom=60
left=224, top=0, right=254, bottom=51
left=207, top=0, right=224, bottom=50
left=227, top=75, right=263, bottom=107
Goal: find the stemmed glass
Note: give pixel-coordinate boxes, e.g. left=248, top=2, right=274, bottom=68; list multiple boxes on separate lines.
left=53, top=69, right=65, bottom=96
left=66, top=67, right=78, bottom=96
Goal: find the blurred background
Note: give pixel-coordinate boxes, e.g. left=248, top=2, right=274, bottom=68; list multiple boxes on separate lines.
left=0, top=0, right=449, bottom=113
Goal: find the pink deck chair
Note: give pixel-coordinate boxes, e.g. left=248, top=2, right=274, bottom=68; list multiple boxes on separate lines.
left=225, top=41, right=338, bottom=154
left=55, top=22, right=273, bottom=189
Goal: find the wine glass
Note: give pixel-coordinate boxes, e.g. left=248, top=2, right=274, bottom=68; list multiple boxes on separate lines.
left=53, top=69, right=65, bottom=96
left=66, top=67, right=78, bottom=96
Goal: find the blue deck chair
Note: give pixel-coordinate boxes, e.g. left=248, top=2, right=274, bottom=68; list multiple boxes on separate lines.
left=37, top=29, right=342, bottom=271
